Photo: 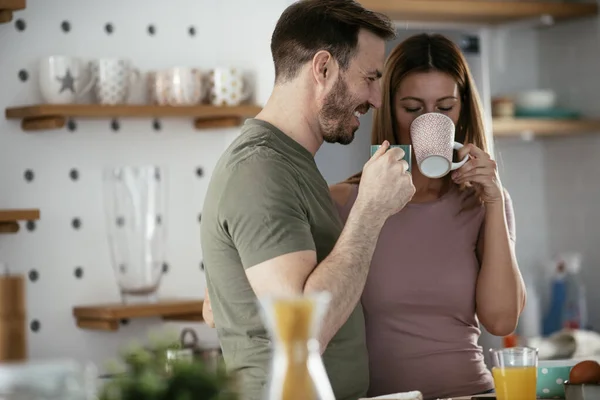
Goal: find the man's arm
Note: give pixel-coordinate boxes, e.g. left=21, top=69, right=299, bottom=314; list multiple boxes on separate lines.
left=246, top=198, right=386, bottom=351
left=231, top=145, right=412, bottom=351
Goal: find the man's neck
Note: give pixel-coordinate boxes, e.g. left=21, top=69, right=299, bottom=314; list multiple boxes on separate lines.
left=255, top=83, right=323, bottom=156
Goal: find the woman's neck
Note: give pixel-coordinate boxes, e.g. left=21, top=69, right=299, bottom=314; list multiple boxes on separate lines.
left=410, top=166, right=449, bottom=203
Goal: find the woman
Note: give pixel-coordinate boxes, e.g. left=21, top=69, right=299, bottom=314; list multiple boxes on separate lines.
left=330, top=33, right=526, bottom=399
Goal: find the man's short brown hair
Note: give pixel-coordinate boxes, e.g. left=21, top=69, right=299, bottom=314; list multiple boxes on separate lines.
left=271, top=0, right=396, bottom=83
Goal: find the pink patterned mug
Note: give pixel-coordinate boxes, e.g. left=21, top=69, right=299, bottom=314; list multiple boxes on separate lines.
left=409, top=112, right=469, bottom=179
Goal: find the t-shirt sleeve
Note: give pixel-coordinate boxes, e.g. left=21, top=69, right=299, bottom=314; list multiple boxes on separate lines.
left=219, top=155, right=316, bottom=269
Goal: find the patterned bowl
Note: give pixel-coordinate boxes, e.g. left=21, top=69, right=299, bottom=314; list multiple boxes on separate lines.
left=537, top=359, right=577, bottom=398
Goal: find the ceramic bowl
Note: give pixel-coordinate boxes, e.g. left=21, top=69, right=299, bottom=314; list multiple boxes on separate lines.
left=515, top=89, right=556, bottom=110
left=564, top=382, right=600, bottom=400
left=537, top=359, right=577, bottom=398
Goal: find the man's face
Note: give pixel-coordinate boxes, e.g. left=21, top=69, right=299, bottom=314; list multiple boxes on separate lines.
left=318, top=29, right=386, bottom=145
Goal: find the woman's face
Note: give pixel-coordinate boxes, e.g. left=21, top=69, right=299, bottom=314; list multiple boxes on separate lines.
left=394, top=70, right=462, bottom=144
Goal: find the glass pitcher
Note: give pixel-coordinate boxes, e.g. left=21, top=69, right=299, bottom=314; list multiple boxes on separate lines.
left=490, top=346, right=538, bottom=400
left=259, top=292, right=335, bottom=400
left=102, top=165, right=167, bottom=304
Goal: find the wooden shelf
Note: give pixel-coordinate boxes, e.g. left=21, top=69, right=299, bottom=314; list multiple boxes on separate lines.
left=0, top=0, right=25, bottom=24
left=73, top=299, right=204, bottom=331
left=4, top=104, right=262, bottom=132
left=359, top=0, right=598, bottom=25
left=0, top=209, right=39, bottom=234
left=493, top=118, right=600, bottom=137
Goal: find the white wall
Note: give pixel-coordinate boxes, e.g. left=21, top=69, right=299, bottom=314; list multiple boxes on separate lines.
left=0, top=0, right=290, bottom=371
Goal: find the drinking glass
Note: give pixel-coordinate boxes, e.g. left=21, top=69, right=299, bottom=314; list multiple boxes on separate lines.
left=490, top=346, right=538, bottom=400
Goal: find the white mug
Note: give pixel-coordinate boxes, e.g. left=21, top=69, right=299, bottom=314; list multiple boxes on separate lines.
left=151, top=67, right=205, bottom=106
left=38, top=56, right=94, bottom=104
left=88, top=58, right=141, bottom=105
left=410, top=112, right=469, bottom=179
left=206, top=67, right=252, bottom=106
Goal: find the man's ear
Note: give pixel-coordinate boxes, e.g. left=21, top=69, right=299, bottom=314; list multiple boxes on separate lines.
left=312, top=50, right=337, bottom=87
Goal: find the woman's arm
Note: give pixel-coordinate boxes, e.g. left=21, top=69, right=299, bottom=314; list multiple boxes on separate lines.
left=202, top=287, right=216, bottom=328
left=475, top=189, right=526, bottom=336
left=453, top=144, right=526, bottom=337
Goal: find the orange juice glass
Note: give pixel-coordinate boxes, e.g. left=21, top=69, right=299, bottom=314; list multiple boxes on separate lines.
left=490, top=346, right=538, bottom=400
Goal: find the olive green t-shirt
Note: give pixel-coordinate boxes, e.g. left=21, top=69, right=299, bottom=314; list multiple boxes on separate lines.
left=200, top=119, right=369, bottom=400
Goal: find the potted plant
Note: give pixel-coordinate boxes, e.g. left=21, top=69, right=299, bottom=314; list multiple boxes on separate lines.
left=98, top=329, right=236, bottom=400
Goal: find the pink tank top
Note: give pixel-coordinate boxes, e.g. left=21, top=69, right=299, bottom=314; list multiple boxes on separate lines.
left=337, top=184, right=515, bottom=399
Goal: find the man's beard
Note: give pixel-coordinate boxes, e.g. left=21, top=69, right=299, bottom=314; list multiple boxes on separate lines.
left=319, top=75, right=369, bottom=145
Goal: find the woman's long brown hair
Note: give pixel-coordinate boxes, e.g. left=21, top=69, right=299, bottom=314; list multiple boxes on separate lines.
left=344, top=33, right=488, bottom=209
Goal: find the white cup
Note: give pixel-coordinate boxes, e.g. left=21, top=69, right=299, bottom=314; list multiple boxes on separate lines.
left=206, top=67, right=252, bottom=106
left=88, top=58, right=141, bottom=105
left=409, top=112, right=469, bottom=179
left=38, top=56, right=94, bottom=104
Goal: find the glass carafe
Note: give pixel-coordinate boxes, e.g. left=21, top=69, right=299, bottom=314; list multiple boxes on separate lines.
left=102, top=165, right=167, bottom=304
left=259, top=292, right=335, bottom=400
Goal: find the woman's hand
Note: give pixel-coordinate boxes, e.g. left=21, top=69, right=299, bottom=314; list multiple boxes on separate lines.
left=452, top=143, right=503, bottom=204
left=202, top=287, right=216, bottom=328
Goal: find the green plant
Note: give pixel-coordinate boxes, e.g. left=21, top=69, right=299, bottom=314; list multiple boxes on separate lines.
left=98, top=329, right=236, bottom=400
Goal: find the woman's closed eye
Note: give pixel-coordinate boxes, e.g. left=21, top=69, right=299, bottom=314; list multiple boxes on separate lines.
left=403, top=105, right=454, bottom=113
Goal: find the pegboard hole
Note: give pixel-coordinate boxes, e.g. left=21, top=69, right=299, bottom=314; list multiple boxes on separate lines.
left=147, top=24, right=156, bottom=36
left=196, top=167, right=204, bottom=178
left=14, top=19, right=26, bottom=31
left=162, top=263, right=169, bottom=273
left=28, top=269, right=39, bottom=282
left=74, top=266, right=84, bottom=279
left=198, top=213, right=202, bottom=223
left=110, top=119, right=120, bottom=132
left=67, top=119, right=77, bottom=132
left=152, top=119, right=161, bottom=131
left=25, top=221, right=36, bottom=232
left=120, top=319, right=130, bottom=325
left=200, top=261, right=205, bottom=271
left=30, top=320, right=41, bottom=332
left=61, top=20, right=71, bottom=33
left=69, top=168, right=79, bottom=181
left=24, top=169, right=34, bottom=182
left=188, top=26, right=196, bottom=36
left=156, top=215, right=162, bottom=225
left=105, top=23, right=114, bottom=34
left=72, top=218, right=82, bottom=230
left=18, top=69, right=28, bottom=82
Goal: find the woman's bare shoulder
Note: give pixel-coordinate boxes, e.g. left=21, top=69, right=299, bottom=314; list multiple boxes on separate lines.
left=329, top=182, right=355, bottom=208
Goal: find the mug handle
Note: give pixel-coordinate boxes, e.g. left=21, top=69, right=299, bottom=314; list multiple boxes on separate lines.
left=240, top=76, right=252, bottom=103
left=450, top=142, right=469, bottom=171
left=125, top=67, right=142, bottom=103
left=77, top=62, right=96, bottom=97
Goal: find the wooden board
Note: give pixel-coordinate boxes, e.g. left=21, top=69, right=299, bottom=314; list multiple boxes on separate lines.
left=359, top=0, right=598, bottom=24
left=73, top=299, right=204, bottom=331
left=5, top=104, right=262, bottom=131
left=5, top=104, right=261, bottom=119
left=493, top=118, right=600, bottom=137
left=0, top=0, right=25, bottom=24
left=0, top=209, right=40, bottom=222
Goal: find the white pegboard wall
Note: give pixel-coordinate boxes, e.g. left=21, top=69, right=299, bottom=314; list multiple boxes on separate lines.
left=0, top=0, right=287, bottom=371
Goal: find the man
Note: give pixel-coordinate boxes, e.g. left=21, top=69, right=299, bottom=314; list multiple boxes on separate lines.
left=200, top=1, right=415, bottom=399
